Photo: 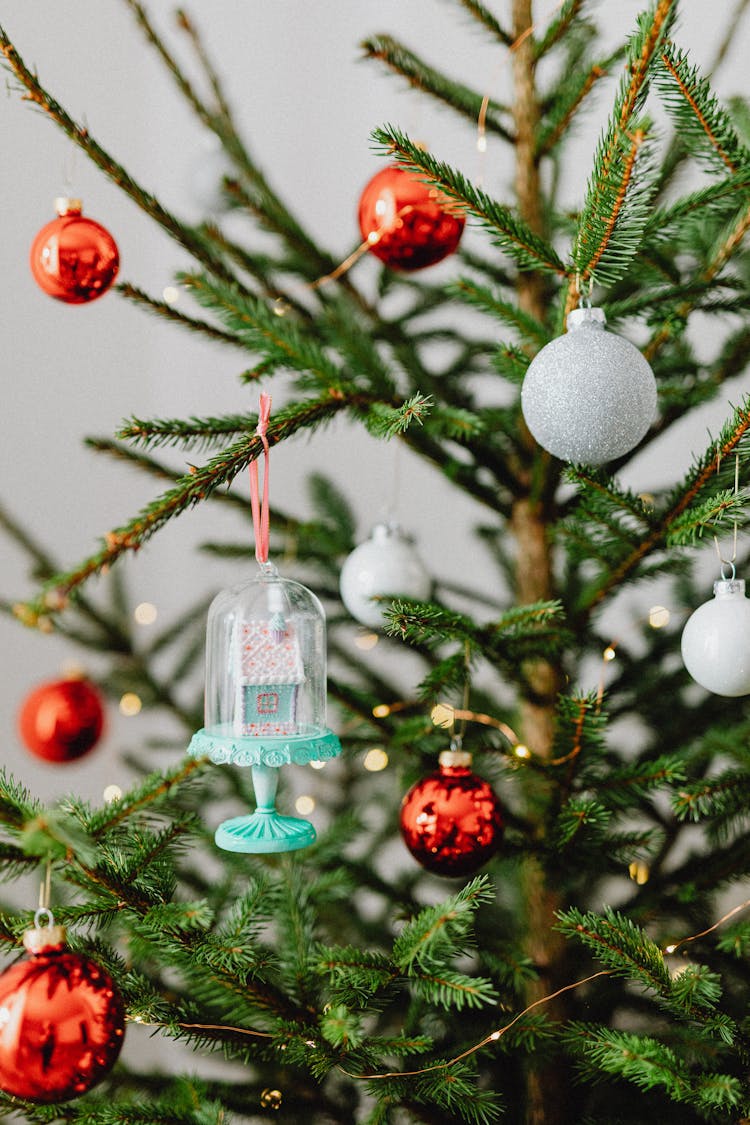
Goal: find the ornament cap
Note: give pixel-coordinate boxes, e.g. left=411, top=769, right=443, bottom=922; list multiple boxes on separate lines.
left=373, top=521, right=402, bottom=541
left=567, top=305, right=606, bottom=331
left=54, top=196, right=83, bottom=217
left=713, top=577, right=746, bottom=598
left=438, top=748, right=473, bottom=769
left=23, top=924, right=67, bottom=955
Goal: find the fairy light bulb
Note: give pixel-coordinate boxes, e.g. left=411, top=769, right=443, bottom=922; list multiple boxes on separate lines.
left=648, top=605, right=670, bottom=628
left=363, top=747, right=389, bottom=772
left=134, top=602, right=158, bottom=626
left=119, top=693, right=142, bottom=716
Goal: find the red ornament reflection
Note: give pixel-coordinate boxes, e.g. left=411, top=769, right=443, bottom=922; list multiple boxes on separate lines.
left=30, top=200, right=119, bottom=303
left=0, top=935, right=125, bottom=1102
left=400, top=763, right=504, bottom=876
left=18, top=678, right=105, bottom=763
left=358, top=164, right=465, bottom=271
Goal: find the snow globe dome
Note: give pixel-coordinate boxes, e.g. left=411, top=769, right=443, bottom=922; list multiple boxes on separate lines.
left=188, top=562, right=341, bottom=853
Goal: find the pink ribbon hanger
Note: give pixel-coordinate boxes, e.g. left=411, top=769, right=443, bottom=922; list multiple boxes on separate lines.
left=249, top=392, right=272, bottom=565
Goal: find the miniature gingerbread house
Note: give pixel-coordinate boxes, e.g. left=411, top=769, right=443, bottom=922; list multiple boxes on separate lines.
left=234, top=617, right=305, bottom=737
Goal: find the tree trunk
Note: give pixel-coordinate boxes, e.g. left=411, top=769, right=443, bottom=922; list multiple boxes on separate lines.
left=510, top=4, right=570, bottom=1122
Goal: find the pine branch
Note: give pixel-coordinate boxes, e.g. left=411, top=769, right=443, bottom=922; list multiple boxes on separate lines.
left=392, top=876, right=494, bottom=971
left=116, top=283, right=244, bottom=347
left=450, top=278, right=549, bottom=344
left=0, top=26, right=239, bottom=288
left=182, top=272, right=346, bottom=388
left=452, top=0, right=512, bottom=46
left=582, top=754, right=688, bottom=810
left=536, top=60, right=609, bottom=157
left=533, top=0, right=588, bottom=59
left=125, top=3, right=361, bottom=296
left=118, top=413, right=261, bottom=453
left=641, top=193, right=750, bottom=369
left=562, top=0, right=678, bottom=311
left=565, top=1024, right=742, bottom=1111
left=644, top=171, right=750, bottom=239
left=672, top=769, right=750, bottom=825
left=372, top=126, right=567, bottom=276
left=362, top=395, right=433, bottom=438
left=573, top=124, right=657, bottom=285
left=84, top=438, right=250, bottom=512
left=557, top=906, right=670, bottom=993
left=123, top=1, right=219, bottom=130
left=174, top=8, right=235, bottom=124
left=361, top=35, right=513, bottom=140
left=542, top=693, right=605, bottom=776
left=666, top=488, right=749, bottom=546
left=617, top=0, right=678, bottom=126
left=655, top=42, right=750, bottom=173
left=579, top=399, right=750, bottom=611
left=13, top=394, right=350, bottom=627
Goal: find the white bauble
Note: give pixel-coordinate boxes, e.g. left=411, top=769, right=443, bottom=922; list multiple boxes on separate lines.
left=681, top=578, right=750, bottom=696
left=339, top=524, right=431, bottom=630
left=187, top=143, right=235, bottom=215
left=520, top=306, right=657, bottom=464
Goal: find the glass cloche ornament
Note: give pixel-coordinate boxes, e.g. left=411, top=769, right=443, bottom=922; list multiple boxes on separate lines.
left=189, top=563, right=341, bottom=852
left=188, top=394, right=341, bottom=852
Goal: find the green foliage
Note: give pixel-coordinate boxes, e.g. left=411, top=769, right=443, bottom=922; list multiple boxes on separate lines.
left=392, top=876, right=494, bottom=971
left=5, top=1, right=750, bottom=1122
left=361, top=34, right=512, bottom=138
left=361, top=394, right=433, bottom=437
left=565, top=1024, right=742, bottom=1112
left=450, top=277, right=550, bottom=344
left=372, top=124, right=567, bottom=275
left=655, top=44, right=750, bottom=174
left=574, top=120, right=659, bottom=285
left=557, top=905, right=671, bottom=992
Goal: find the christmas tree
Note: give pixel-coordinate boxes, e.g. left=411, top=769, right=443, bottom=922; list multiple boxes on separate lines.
left=3, top=1, right=750, bottom=1122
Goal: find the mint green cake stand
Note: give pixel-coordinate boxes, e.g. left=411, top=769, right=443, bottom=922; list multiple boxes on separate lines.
left=188, top=725, right=341, bottom=853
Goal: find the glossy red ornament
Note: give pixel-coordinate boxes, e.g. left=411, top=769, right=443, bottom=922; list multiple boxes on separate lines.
left=358, top=164, right=465, bottom=271
left=18, top=678, right=105, bottom=763
left=0, top=924, right=125, bottom=1102
left=400, top=752, right=503, bottom=876
left=30, top=198, right=119, bottom=303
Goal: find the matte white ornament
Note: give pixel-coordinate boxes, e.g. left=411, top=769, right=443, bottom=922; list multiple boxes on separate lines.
left=520, top=306, right=657, bottom=464
left=681, top=577, right=750, bottom=696
left=188, top=143, right=235, bottom=215
left=340, top=523, right=431, bottom=629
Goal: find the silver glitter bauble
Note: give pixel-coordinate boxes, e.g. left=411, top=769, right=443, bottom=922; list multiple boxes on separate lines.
left=520, top=306, right=657, bottom=464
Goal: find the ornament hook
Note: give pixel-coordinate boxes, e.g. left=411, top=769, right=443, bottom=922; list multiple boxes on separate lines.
left=38, top=856, right=51, bottom=914
left=574, top=271, right=593, bottom=309
left=33, top=907, right=55, bottom=930
left=712, top=450, right=739, bottom=575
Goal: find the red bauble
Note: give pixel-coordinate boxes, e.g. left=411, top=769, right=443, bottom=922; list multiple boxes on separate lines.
left=0, top=926, right=125, bottom=1102
left=400, top=755, right=503, bottom=877
left=358, top=164, right=465, bottom=271
left=30, top=198, right=119, bottom=303
left=18, top=678, right=105, bottom=763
